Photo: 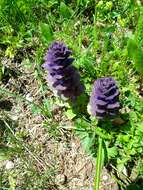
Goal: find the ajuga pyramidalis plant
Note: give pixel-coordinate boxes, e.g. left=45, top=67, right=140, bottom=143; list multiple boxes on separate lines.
left=89, top=77, right=120, bottom=119
left=89, top=77, right=120, bottom=190
left=42, top=41, right=84, bottom=100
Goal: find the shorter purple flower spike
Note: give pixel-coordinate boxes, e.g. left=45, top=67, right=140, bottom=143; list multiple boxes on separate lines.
left=89, top=77, right=120, bottom=119
left=43, top=41, right=84, bottom=99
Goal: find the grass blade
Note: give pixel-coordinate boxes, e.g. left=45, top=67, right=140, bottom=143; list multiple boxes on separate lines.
left=94, top=137, right=103, bottom=190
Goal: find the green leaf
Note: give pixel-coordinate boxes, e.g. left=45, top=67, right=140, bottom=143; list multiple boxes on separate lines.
left=95, top=127, right=112, bottom=140
left=137, top=122, right=143, bottom=133
left=80, top=133, right=97, bottom=156
left=0, top=153, right=10, bottom=161
left=127, top=38, right=143, bottom=75
left=74, top=118, right=91, bottom=139
left=59, top=2, right=72, bottom=18
left=31, top=104, right=42, bottom=115
left=117, top=161, right=125, bottom=173
left=0, top=147, right=12, bottom=161
left=47, top=0, right=58, bottom=8
left=65, top=109, right=76, bottom=120
left=117, top=157, right=130, bottom=173
left=39, top=23, right=53, bottom=43
left=135, top=8, right=143, bottom=49
left=107, top=147, right=118, bottom=159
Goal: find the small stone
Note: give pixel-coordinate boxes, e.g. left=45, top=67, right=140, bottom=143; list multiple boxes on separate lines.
left=26, top=93, right=33, bottom=102
left=103, top=175, right=109, bottom=181
left=56, top=174, right=67, bottom=185
left=10, top=115, right=18, bottom=121
left=5, top=160, right=14, bottom=170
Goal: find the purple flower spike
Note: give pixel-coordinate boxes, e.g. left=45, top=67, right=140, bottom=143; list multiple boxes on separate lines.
left=43, top=41, right=84, bottom=99
left=89, top=77, right=120, bottom=119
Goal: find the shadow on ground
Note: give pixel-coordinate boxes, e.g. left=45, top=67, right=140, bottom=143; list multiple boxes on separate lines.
left=126, top=177, right=143, bottom=190
left=0, top=99, right=13, bottom=111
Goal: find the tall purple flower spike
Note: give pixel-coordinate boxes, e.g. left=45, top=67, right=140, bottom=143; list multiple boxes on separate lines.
left=42, top=41, right=84, bottom=99
left=89, top=77, right=120, bottom=119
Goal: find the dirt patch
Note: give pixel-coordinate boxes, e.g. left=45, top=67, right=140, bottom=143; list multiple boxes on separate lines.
left=0, top=59, right=118, bottom=190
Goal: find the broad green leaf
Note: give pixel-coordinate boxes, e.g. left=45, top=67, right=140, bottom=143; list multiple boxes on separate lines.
left=74, top=118, right=91, bottom=133
left=137, top=122, right=143, bottom=133
left=0, top=153, right=10, bottom=161
left=127, top=38, right=143, bottom=75
left=81, top=134, right=95, bottom=154
left=135, top=8, right=143, bottom=49
left=59, top=2, right=72, bottom=18
left=39, top=23, right=53, bottom=43
left=107, top=147, right=118, bottom=159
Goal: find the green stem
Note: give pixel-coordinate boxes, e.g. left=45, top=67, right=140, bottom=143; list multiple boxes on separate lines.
left=94, top=136, right=103, bottom=190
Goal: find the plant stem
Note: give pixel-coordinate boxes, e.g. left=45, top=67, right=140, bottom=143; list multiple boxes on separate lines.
left=94, top=136, right=103, bottom=190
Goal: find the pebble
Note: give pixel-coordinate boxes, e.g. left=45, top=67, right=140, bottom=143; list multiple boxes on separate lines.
left=55, top=174, right=67, bottom=185
left=10, top=114, right=18, bottom=121
left=5, top=160, right=14, bottom=170
left=103, top=175, right=109, bottom=181
left=26, top=93, right=33, bottom=102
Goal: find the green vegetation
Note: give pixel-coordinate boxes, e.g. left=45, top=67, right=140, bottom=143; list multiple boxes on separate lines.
left=0, top=0, right=143, bottom=189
